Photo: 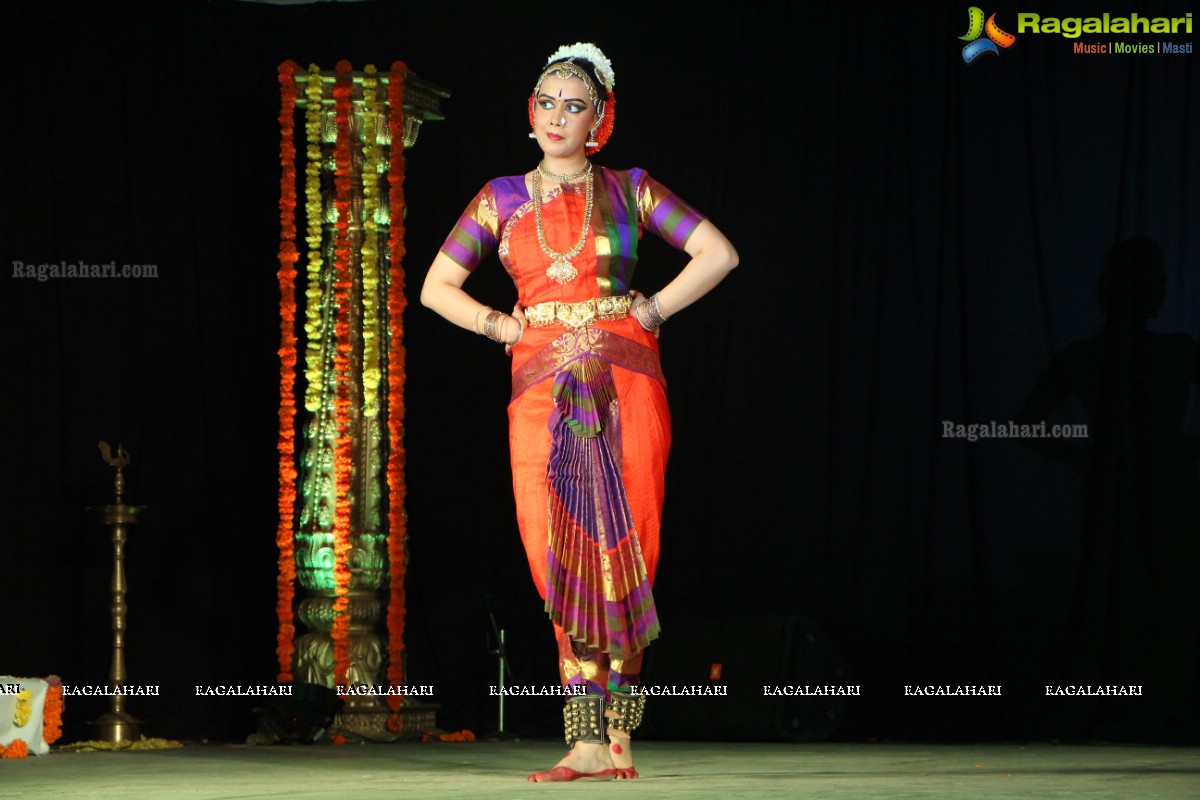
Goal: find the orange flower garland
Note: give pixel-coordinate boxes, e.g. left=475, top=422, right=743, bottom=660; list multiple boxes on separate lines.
left=421, top=729, right=475, bottom=743
left=0, top=739, right=29, bottom=759
left=330, top=59, right=355, bottom=694
left=42, top=684, right=63, bottom=745
left=276, top=59, right=302, bottom=683
left=384, top=61, right=410, bottom=731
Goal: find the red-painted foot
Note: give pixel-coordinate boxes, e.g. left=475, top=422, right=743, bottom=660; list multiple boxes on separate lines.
left=527, top=767, right=618, bottom=782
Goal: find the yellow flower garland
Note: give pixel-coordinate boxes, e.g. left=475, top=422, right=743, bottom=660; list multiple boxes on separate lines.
left=13, top=689, right=32, bottom=727
left=303, top=63, right=327, bottom=414
left=360, top=64, right=383, bottom=416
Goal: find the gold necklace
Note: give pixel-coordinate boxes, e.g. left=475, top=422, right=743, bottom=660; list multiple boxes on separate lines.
left=533, top=163, right=595, bottom=285
left=537, top=160, right=591, bottom=184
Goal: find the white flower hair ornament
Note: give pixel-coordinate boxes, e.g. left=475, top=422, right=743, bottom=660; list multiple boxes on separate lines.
left=544, top=42, right=615, bottom=92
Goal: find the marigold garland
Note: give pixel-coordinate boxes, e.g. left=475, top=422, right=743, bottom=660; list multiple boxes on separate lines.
left=0, top=739, right=29, bottom=758
left=420, top=729, right=475, bottom=743
left=42, top=685, right=63, bottom=745
left=330, top=59, right=355, bottom=694
left=276, top=59, right=302, bottom=683
left=385, top=61, right=410, bottom=727
left=303, top=63, right=327, bottom=414
left=360, top=64, right=383, bottom=417
left=13, top=689, right=32, bottom=727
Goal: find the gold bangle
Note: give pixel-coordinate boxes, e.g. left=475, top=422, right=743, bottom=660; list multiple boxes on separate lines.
left=512, top=312, right=525, bottom=344
left=483, top=310, right=506, bottom=343
left=472, top=306, right=492, bottom=335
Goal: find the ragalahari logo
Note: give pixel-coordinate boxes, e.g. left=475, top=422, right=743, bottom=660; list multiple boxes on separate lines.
left=960, top=7, right=1017, bottom=62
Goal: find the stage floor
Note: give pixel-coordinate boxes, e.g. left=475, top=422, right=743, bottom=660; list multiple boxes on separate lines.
left=2, top=740, right=1198, bottom=799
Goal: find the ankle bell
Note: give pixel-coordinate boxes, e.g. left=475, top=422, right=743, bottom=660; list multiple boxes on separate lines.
left=563, top=694, right=608, bottom=745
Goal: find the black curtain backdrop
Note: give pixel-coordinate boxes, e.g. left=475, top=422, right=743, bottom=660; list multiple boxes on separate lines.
left=2, top=0, right=1196, bottom=745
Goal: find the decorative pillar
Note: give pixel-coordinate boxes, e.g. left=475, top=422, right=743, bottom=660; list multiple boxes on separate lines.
left=275, top=60, right=447, bottom=741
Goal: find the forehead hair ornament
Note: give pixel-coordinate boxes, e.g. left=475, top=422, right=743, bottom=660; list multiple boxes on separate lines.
left=534, top=42, right=615, bottom=103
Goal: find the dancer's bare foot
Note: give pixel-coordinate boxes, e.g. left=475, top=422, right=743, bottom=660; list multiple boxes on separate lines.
left=607, top=728, right=638, bottom=779
left=527, top=742, right=617, bottom=782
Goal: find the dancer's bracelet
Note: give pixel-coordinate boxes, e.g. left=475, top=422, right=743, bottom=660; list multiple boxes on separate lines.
left=634, top=293, right=668, bottom=331
left=482, top=309, right=506, bottom=343
left=511, top=313, right=525, bottom=345
left=472, top=306, right=492, bottom=335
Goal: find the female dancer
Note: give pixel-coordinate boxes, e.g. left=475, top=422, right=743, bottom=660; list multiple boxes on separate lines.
left=421, top=42, right=738, bottom=780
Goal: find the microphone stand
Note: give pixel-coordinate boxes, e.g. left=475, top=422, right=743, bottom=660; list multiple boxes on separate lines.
left=485, top=599, right=519, bottom=741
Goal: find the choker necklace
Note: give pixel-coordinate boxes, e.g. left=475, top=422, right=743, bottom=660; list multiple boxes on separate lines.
left=537, top=160, right=592, bottom=184
left=533, top=164, right=594, bottom=285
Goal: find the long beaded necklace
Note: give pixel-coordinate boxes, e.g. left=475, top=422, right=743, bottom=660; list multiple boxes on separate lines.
left=533, top=160, right=594, bottom=285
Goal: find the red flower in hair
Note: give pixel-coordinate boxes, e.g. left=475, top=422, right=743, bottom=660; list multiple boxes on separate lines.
left=586, top=91, right=616, bottom=155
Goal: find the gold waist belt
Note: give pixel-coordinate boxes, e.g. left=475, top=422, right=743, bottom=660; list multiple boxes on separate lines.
left=524, top=294, right=632, bottom=329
